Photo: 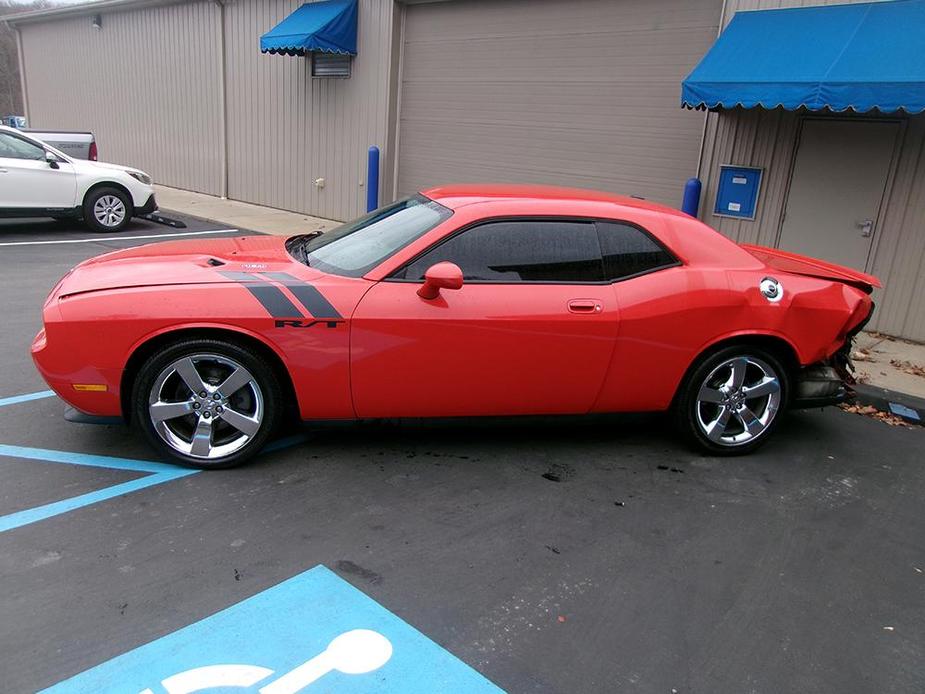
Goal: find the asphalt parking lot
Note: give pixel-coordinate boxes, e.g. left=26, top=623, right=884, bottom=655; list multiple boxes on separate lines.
left=1, top=214, right=924, bottom=693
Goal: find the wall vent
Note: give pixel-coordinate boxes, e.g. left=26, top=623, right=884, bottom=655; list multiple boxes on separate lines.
left=311, top=53, right=351, bottom=78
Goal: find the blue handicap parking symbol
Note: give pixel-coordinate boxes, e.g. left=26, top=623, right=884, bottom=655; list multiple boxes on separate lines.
left=43, top=565, right=504, bottom=693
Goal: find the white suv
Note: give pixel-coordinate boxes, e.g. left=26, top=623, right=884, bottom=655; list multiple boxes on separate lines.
left=0, top=125, right=156, bottom=233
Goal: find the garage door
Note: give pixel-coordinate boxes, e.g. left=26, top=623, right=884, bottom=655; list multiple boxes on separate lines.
left=397, top=0, right=721, bottom=206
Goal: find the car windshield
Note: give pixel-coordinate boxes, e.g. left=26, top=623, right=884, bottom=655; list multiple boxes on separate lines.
left=286, top=194, right=453, bottom=277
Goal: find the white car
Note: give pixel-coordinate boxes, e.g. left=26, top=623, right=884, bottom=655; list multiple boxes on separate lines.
left=0, top=125, right=156, bottom=233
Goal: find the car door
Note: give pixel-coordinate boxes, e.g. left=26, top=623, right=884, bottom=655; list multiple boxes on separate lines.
left=350, top=219, right=619, bottom=418
left=0, top=131, right=77, bottom=209
left=590, top=220, right=690, bottom=413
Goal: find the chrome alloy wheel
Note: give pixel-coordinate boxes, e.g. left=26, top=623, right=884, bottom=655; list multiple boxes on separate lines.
left=93, top=194, right=126, bottom=228
left=148, top=353, right=264, bottom=460
left=695, top=355, right=782, bottom=447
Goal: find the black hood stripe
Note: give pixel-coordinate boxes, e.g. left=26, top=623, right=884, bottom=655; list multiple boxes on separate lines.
left=260, top=272, right=343, bottom=319
left=220, top=271, right=303, bottom=318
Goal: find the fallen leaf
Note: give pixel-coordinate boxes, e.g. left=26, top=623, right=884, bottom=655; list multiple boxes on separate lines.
left=889, top=359, right=925, bottom=379
left=839, top=403, right=913, bottom=427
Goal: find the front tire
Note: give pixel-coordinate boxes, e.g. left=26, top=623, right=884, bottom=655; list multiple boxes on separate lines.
left=675, top=345, right=789, bottom=456
left=132, top=339, right=282, bottom=469
left=83, top=186, right=132, bottom=233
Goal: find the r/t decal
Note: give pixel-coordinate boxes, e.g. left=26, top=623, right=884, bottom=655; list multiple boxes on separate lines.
left=275, top=319, right=344, bottom=329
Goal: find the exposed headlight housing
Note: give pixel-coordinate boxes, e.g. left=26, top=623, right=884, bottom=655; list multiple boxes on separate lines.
left=128, top=170, right=152, bottom=186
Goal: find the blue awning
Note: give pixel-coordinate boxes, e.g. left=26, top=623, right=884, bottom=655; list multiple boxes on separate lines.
left=682, top=0, right=925, bottom=113
left=260, top=0, right=358, bottom=56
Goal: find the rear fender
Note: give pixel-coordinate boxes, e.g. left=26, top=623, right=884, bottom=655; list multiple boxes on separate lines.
left=725, top=270, right=874, bottom=364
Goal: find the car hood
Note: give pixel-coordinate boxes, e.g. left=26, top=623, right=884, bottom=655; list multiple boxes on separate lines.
left=70, top=158, right=148, bottom=179
left=56, top=235, right=324, bottom=297
left=740, top=244, right=881, bottom=291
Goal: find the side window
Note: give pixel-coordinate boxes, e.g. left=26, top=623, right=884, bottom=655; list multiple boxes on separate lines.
left=597, top=221, right=677, bottom=281
left=0, top=133, right=45, bottom=161
left=397, top=220, right=604, bottom=283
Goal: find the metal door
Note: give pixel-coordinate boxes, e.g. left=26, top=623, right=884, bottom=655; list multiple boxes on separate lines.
left=778, top=120, right=898, bottom=271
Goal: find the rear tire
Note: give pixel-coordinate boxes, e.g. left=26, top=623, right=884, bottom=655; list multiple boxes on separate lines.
left=83, top=186, right=132, bottom=233
left=674, top=344, right=790, bottom=456
left=132, top=338, right=282, bottom=469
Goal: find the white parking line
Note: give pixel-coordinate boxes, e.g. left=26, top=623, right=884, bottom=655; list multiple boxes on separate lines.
left=0, top=228, right=241, bottom=247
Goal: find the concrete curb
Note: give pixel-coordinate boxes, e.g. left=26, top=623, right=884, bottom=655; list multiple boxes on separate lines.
left=154, top=185, right=339, bottom=237
left=851, top=384, right=925, bottom=425
left=157, top=207, right=256, bottom=235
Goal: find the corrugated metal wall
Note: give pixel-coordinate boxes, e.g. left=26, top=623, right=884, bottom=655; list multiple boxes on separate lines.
left=18, top=1, right=223, bottom=196
left=701, top=108, right=925, bottom=341
left=223, top=0, right=397, bottom=221
left=396, top=0, right=722, bottom=207
left=18, top=0, right=398, bottom=221
left=697, top=0, right=925, bottom=340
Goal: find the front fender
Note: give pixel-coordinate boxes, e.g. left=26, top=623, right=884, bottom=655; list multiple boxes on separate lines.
left=37, top=282, right=356, bottom=420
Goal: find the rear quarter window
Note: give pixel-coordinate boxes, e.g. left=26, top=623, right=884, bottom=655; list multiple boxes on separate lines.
left=597, top=221, right=678, bottom=281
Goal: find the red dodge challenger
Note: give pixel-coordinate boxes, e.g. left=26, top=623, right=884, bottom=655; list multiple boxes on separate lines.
left=32, top=185, right=877, bottom=468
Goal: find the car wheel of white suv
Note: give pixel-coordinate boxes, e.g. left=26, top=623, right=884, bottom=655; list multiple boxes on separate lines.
left=83, top=186, right=132, bottom=233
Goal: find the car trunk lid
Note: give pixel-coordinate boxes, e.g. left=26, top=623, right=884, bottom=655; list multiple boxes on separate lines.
left=740, top=243, right=881, bottom=292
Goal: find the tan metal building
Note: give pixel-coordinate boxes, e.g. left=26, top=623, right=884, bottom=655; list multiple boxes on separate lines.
left=8, top=0, right=719, bottom=217
left=6, top=0, right=925, bottom=340
left=693, top=0, right=925, bottom=341
left=395, top=0, right=720, bottom=204
left=10, top=0, right=399, bottom=221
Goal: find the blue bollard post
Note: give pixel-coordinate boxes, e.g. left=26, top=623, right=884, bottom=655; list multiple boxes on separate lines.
left=366, top=146, right=380, bottom=213
left=681, top=177, right=702, bottom=217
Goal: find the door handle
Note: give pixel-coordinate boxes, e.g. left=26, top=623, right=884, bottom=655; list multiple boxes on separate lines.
left=0, top=169, right=7, bottom=174
left=567, top=299, right=602, bottom=314
left=857, top=219, right=874, bottom=238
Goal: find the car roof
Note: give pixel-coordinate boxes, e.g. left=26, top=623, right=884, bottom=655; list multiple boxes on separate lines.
left=0, top=125, right=40, bottom=143
left=0, top=124, right=30, bottom=137
left=420, top=183, right=688, bottom=218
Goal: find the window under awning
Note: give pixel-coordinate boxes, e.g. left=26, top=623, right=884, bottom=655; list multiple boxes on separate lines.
left=260, top=0, right=358, bottom=56
left=681, top=0, right=925, bottom=113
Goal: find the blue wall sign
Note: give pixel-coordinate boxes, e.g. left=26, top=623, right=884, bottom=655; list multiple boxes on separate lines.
left=714, top=165, right=763, bottom=220
left=42, top=565, right=504, bottom=694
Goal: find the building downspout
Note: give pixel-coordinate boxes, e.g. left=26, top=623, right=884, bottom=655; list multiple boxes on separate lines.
left=13, top=26, right=30, bottom=123
left=695, top=0, right=730, bottom=183
left=389, top=3, right=406, bottom=202
left=213, top=0, right=229, bottom=199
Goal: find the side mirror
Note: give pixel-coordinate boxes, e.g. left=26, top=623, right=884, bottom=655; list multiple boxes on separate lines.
left=45, top=151, right=59, bottom=169
left=417, top=262, right=463, bottom=300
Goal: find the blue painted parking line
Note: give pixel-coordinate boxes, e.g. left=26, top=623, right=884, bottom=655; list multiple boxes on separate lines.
left=0, top=470, right=195, bottom=533
left=0, top=389, right=312, bottom=533
left=0, top=443, right=193, bottom=474
left=263, top=431, right=313, bottom=453
left=42, top=564, right=504, bottom=693
left=0, top=389, right=56, bottom=407
left=0, top=444, right=197, bottom=533
left=0, top=433, right=309, bottom=533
